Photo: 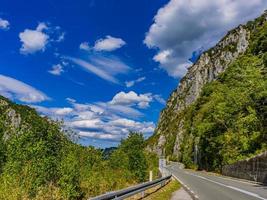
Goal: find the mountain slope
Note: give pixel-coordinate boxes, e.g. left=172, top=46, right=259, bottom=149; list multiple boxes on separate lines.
left=147, top=11, right=267, bottom=171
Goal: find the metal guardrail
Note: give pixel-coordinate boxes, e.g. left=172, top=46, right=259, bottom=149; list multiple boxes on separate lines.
left=89, top=175, right=172, bottom=200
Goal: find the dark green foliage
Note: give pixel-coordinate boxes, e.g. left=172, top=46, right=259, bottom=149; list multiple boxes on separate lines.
left=5, top=124, right=64, bottom=190
left=0, top=127, right=6, bottom=173
left=180, top=53, right=267, bottom=171
left=114, top=132, right=148, bottom=182
left=0, top=99, right=83, bottom=199
left=251, top=22, right=267, bottom=54
left=59, top=144, right=83, bottom=199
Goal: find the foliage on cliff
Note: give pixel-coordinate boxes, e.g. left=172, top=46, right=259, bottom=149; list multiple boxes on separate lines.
left=0, top=96, right=158, bottom=199
left=148, top=12, right=267, bottom=171
left=181, top=53, right=267, bottom=171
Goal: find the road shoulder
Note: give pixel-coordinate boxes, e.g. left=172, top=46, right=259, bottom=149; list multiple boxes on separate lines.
left=171, top=187, right=192, bottom=200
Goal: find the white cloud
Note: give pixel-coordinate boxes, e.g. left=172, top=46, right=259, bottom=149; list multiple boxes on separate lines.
left=33, top=89, right=164, bottom=144
left=19, top=23, right=49, bottom=54
left=125, top=76, right=146, bottom=88
left=144, top=0, right=267, bottom=78
left=32, top=90, right=164, bottom=144
left=35, top=94, right=155, bottom=143
left=97, top=102, right=143, bottom=118
left=36, top=22, right=48, bottom=32
left=110, top=91, right=153, bottom=109
left=80, top=36, right=126, bottom=52
left=69, top=115, right=155, bottom=141
left=0, top=18, right=10, bottom=30
left=34, top=106, right=73, bottom=117
left=70, top=119, right=102, bottom=129
left=66, top=55, right=131, bottom=84
left=94, top=35, right=126, bottom=51
left=48, top=64, right=64, bottom=76
left=0, top=74, right=49, bottom=103
left=153, top=50, right=172, bottom=64
left=19, top=29, right=49, bottom=54
left=79, top=42, right=90, bottom=51
left=19, top=22, right=64, bottom=54
left=79, top=131, right=121, bottom=140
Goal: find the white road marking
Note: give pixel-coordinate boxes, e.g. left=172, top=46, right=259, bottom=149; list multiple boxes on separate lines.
left=187, top=172, right=267, bottom=200
left=172, top=174, right=199, bottom=199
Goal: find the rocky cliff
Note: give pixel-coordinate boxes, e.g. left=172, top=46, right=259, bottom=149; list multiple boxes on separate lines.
left=147, top=11, right=267, bottom=167
left=0, top=96, right=56, bottom=142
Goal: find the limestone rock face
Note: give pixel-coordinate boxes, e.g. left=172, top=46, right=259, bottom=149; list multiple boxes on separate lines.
left=175, top=26, right=249, bottom=113
left=6, top=108, right=21, bottom=129
left=0, top=96, right=33, bottom=141
left=148, top=25, right=251, bottom=157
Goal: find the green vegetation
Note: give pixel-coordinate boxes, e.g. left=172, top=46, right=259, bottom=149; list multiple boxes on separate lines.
left=178, top=14, right=267, bottom=171
left=143, top=179, right=180, bottom=200
left=147, top=12, right=267, bottom=172
left=0, top=97, right=158, bottom=199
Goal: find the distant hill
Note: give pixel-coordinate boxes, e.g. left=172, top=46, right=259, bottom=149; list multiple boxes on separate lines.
left=102, top=147, right=117, bottom=159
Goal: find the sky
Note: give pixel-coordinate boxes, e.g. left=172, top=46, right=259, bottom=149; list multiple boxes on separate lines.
left=0, top=0, right=266, bottom=148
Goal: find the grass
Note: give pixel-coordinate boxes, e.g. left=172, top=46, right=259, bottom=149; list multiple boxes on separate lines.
left=144, top=179, right=180, bottom=200
left=127, top=179, right=180, bottom=200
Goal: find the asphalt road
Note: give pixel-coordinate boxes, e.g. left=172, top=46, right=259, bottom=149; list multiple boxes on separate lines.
left=166, top=163, right=267, bottom=200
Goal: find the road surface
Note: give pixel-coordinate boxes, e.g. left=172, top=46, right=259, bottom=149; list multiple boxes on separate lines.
left=166, top=163, right=267, bottom=200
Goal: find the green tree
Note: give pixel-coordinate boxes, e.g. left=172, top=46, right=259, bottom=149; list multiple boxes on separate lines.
left=0, top=126, right=6, bottom=173
left=119, top=132, right=148, bottom=182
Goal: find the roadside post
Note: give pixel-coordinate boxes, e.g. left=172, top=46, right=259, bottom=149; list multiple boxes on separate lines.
left=149, top=170, right=153, bottom=182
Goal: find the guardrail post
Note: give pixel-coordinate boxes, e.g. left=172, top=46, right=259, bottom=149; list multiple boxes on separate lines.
left=161, top=180, right=166, bottom=187
left=149, top=170, right=153, bottom=182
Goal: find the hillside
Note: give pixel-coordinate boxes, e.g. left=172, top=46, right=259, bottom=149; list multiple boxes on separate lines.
left=0, top=96, right=158, bottom=199
left=147, top=11, right=267, bottom=171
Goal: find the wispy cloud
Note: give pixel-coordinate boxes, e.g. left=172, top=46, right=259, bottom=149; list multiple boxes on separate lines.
left=66, top=57, right=120, bottom=84
left=0, top=74, right=49, bottom=103
left=153, top=94, right=166, bottom=105
left=33, top=105, right=73, bottom=117
left=48, top=64, right=64, bottom=76
left=66, top=55, right=131, bottom=84
left=90, top=55, right=130, bottom=75
left=125, top=76, right=146, bottom=88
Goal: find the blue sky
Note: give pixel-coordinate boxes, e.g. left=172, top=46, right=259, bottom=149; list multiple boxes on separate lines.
left=0, top=0, right=266, bottom=148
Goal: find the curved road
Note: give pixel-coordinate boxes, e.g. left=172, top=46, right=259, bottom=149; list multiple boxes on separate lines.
left=166, top=163, right=267, bottom=200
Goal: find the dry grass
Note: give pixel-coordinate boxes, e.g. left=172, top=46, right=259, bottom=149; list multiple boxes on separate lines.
left=126, top=179, right=180, bottom=200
